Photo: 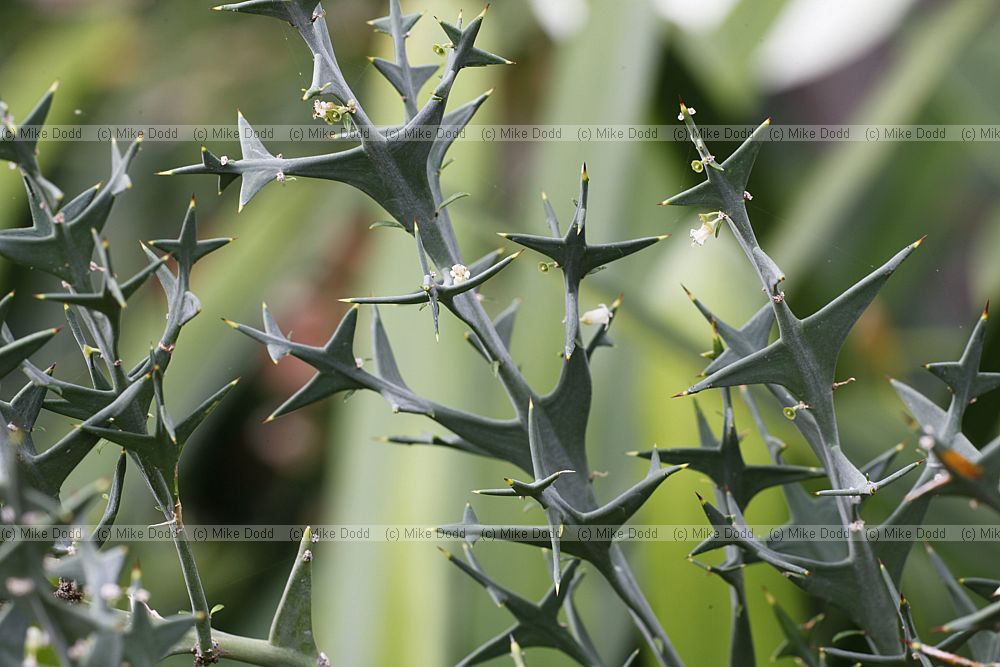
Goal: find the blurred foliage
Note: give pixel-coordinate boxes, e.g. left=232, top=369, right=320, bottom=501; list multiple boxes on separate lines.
left=1, top=0, right=999, bottom=664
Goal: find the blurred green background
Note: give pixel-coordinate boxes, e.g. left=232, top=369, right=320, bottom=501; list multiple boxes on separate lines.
left=2, top=0, right=1000, bottom=664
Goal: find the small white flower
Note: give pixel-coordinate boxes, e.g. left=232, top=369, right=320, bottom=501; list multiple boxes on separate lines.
left=52, top=211, right=65, bottom=224
left=7, top=162, right=16, bottom=170
left=276, top=170, right=286, bottom=183
left=743, top=190, right=753, bottom=201
left=689, top=211, right=727, bottom=247
left=449, top=264, right=471, bottom=285
left=302, top=549, right=313, bottom=562
left=133, top=587, right=151, bottom=603
left=849, top=519, right=865, bottom=532
left=676, top=107, right=696, bottom=121
left=6, top=577, right=35, bottom=596
left=354, top=357, right=364, bottom=369
left=99, top=583, right=122, bottom=602
left=918, top=435, right=935, bottom=450
left=220, top=155, right=230, bottom=165
left=1, top=506, right=15, bottom=523
left=580, top=304, right=613, bottom=329
left=317, top=652, right=331, bottom=667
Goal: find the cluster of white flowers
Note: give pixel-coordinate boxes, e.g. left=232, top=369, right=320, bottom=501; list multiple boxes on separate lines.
left=312, top=98, right=356, bottom=125
left=677, top=106, right=696, bottom=121
left=580, top=303, right=613, bottom=329
left=312, top=99, right=337, bottom=119
left=449, top=263, right=471, bottom=285
left=689, top=211, right=729, bottom=247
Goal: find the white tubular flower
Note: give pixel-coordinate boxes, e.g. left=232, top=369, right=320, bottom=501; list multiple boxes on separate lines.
left=689, top=224, right=713, bottom=247
left=219, top=155, right=230, bottom=165
left=580, top=303, right=613, bottom=329
left=743, top=190, right=752, bottom=201
left=689, top=211, right=728, bottom=247
left=449, top=263, right=471, bottom=285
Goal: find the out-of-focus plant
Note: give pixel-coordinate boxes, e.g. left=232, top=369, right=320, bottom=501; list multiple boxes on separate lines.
left=0, top=86, right=325, bottom=666
left=652, top=102, right=1000, bottom=665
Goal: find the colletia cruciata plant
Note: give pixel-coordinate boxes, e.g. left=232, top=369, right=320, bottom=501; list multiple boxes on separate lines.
left=1, top=0, right=998, bottom=665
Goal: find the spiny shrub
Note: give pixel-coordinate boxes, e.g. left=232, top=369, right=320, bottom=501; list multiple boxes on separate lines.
left=1, top=1, right=998, bottom=666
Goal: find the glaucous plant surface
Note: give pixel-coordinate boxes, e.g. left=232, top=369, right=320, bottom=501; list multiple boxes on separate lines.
left=1, top=1, right=998, bottom=666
